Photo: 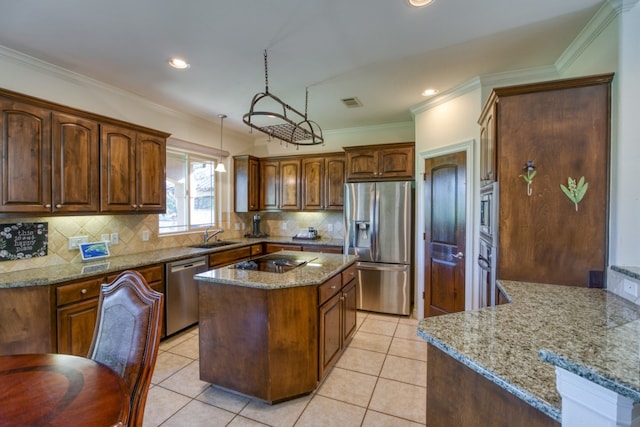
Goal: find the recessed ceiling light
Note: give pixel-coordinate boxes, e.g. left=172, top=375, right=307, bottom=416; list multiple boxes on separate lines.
left=168, top=58, right=190, bottom=69
left=422, top=88, right=439, bottom=97
left=408, top=0, right=434, bottom=7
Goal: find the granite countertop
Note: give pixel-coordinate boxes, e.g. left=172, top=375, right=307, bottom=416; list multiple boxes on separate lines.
left=195, top=251, right=357, bottom=290
left=0, top=236, right=344, bottom=289
left=417, top=280, right=640, bottom=422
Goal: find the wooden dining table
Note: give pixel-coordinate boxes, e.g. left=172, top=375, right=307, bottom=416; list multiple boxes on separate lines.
left=0, top=353, right=129, bottom=427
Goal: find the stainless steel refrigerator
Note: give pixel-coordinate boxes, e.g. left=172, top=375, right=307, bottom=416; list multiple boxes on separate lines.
left=344, top=181, right=413, bottom=315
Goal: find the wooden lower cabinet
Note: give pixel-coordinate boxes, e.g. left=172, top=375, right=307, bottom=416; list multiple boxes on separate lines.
left=209, top=246, right=254, bottom=268
left=56, top=264, right=165, bottom=356
left=264, top=242, right=343, bottom=254
left=427, top=343, right=559, bottom=427
left=318, top=264, right=357, bottom=380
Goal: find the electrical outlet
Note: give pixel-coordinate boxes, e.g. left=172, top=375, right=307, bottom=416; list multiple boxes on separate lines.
left=281, top=222, right=287, bottom=230
left=142, top=230, right=150, bottom=241
left=623, top=279, right=638, bottom=298
left=68, top=235, right=89, bottom=250
left=235, top=223, right=241, bottom=231
left=327, top=224, right=334, bottom=232
left=101, top=234, right=110, bottom=243
left=110, top=232, right=119, bottom=245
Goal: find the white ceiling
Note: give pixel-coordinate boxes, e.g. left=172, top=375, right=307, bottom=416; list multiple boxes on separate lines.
left=0, top=0, right=604, bottom=135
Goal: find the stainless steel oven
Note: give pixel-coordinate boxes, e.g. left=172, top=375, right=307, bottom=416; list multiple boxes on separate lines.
left=480, top=183, right=497, bottom=241
left=478, top=238, right=496, bottom=307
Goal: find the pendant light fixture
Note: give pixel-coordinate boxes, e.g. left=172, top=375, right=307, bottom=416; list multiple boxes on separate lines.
left=214, top=114, right=227, bottom=173
left=243, top=50, right=323, bottom=148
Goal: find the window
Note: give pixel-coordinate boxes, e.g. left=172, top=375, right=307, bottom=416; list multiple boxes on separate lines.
left=160, top=150, right=222, bottom=234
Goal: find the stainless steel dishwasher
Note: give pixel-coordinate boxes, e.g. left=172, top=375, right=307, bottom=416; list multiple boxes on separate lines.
left=165, top=256, right=208, bottom=336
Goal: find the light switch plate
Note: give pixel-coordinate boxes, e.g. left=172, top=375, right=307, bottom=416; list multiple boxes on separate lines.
left=68, top=235, right=89, bottom=250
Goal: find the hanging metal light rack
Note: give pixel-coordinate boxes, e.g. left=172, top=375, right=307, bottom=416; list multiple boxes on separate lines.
left=243, top=50, right=324, bottom=147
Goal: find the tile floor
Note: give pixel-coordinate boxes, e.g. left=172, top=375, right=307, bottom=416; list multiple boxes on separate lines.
left=143, top=311, right=427, bottom=426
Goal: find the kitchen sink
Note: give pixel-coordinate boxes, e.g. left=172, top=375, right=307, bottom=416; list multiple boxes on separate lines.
left=189, top=241, right=238, bottom=249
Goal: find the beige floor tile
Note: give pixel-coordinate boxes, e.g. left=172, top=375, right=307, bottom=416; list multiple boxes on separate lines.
left=142, top=386, right=192, bottom=427
left=369, top=378, right=426, bottom=424
left=335, top=346, right=387, bottom=376
left=240, top=394, right=312, bottom=427
left=151, top=351, right=193, bottom=384
left=379, top=355, right=426, bottom=387
left=295, top=395, right=366, bottom=427
left=388, top=337, right=427, bottom=362
left=166, top=334, right=200, bottom=359
left=362, top=409, right=425, bottom=427
left=228, top=415, right=271, bottom=426
left=348, top=331, right=393, bottom=353
left=398, top=317, right=420, bottom=326
left=316, top=367, right=378, bottom=407
left=158, top=360, right=210, bottom=397
left=359, top=318, right=398, bottom=336
left=366, top=313, right=400, bottom=323
left=159, top=328, right=197, bottom=351
left=196, top=385, right=251, bottom=413
left=161, top=399, right=236, bottom=427
left=393, top=323, right=422, bottom=341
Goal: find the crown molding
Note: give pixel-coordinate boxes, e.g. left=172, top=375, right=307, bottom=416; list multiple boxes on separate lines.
left=410, top=77, right=481, bottom=116
left=323, top=120, right=415, bottom=136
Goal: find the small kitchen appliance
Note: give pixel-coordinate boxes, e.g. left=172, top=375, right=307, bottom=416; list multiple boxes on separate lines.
left=244, top=215, right=268, bottom=238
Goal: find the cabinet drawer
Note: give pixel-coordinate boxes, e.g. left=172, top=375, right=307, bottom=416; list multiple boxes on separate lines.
left=136, top=264, right=164, bottom=284
left=209, top=247, right=252, bottom=268
left=318, top=274, right=342, bottom=306
left=342, top=264, right=357, bottom=286
left=56, top=277, right=104, bottom=306
left=250, top=244, right=263, bottom=256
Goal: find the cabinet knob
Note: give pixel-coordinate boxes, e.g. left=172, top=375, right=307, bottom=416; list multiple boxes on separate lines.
left=80, top=289, right=87, bottom=295
left=139, top=204, right=144, bottom=208
left=330, top=285, right=337, bottom=289
left=55, top=204, right=62, bottom=208
left=44, top=204, right=51, bottom=208
left=132, top=204, right=138, bottom=208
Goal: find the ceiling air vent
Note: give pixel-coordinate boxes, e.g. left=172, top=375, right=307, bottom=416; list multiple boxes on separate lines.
left=341, top=97, right=363, bottom=108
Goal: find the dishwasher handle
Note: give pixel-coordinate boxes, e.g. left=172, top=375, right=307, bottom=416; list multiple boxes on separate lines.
left=169, top=258, right=207, bottom=273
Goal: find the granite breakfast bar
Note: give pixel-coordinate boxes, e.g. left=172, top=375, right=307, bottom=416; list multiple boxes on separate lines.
left=194, top=251, right=357, bottom=403
left=418, top=280, right=640, bottom=427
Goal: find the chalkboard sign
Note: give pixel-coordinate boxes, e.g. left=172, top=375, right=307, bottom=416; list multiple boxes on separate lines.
left=0, top=222, right=48, bottom=262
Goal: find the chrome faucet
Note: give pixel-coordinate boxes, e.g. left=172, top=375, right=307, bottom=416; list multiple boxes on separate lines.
left=204, top=227, right=224, bottom=243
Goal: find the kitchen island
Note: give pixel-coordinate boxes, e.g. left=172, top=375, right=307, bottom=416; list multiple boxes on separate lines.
left=418, top=280, right=640, bottom=427
left=195, top=251, right=357, bottom=403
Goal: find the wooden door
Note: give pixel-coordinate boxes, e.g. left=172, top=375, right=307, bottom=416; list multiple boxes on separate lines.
left=279, top=159, right=301, bottom=210
left=325, top=155, right=345, bottom=210
left=260, top=160, right=279, bottom=210
left=52, top=112, right=100, bottom=213
left=302, top=157, right=324, bottom=210
left=318, top=292, right=342, bottom=380
left=136, top=132, right=166, bottom=212
left=247, top=157, right=260, bottom=211
left=0, top=100, right=52, bottom=213
left=100, top=124, right=136, bottom=212
left=57, top=298, right=99, bottom=356
left=424, top=151, right=467, bottom=317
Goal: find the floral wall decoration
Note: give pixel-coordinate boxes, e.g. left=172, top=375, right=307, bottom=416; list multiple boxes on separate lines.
left=560, top=176, right=588, bottom=212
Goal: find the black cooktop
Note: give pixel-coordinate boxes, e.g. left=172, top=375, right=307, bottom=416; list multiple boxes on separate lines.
left=230, top=254, right=317, bottom=274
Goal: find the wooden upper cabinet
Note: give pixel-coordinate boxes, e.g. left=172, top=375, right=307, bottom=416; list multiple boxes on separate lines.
left=260, top=158, right=301, bottom=211
left=52, top=112, right=100, bottom=213
left=344, top=142, right=415, bottom=181
left=478, top=95, right=497, bottom=185
left=0, top=88, right=168, bottom=216
left=100, top=125, right=166, bottom=213
left=136, top=133, right=166, bottom=212
left=234, top=155, right=260, bottom=212
left=0, top=99, right=52, bottom=213
left=302, top=154, right=345, bottom=210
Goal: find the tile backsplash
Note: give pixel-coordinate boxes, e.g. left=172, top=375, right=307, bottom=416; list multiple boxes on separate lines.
left=0, top=211, right=344, bottom=273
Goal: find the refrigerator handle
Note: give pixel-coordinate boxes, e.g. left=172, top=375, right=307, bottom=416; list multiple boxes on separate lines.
left=372, top=185, right=379, bottom=261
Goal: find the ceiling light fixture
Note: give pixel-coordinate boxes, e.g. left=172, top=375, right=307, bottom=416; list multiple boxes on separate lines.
left=408, top=0, right=434, bottom=7
left=168, top=58, right=190, bottom=69
left=243, top=50, right=323, bottom=148
left=214, top=114, right=227, bottom=173
left=422, top=88, right=439, bottom=97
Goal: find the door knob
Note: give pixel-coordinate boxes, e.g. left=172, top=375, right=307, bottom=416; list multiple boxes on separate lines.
left=452, top=252, right=464, bottom=260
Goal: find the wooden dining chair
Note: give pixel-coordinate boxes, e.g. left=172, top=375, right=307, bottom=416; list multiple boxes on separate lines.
left=87, top=270, right=164, bottom=427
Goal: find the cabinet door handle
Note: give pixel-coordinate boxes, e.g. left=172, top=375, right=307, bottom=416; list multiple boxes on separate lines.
left=132, top=204, right=138, bottom=208
left=44, top=204, right=51, bottom=208
left=80, top=289, right=87, bottom=295
left=55, top=204, right=62, bottom=208
left=452, top=252, right=464, bottom=260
